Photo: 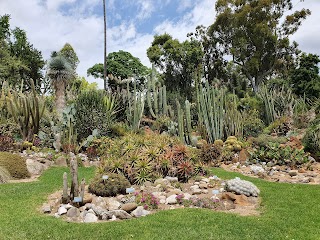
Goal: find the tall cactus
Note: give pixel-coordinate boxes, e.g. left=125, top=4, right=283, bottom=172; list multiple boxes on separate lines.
left=175, top=99, right=193, bottom=144
left=126, top=80, right=145, bottom=131
left=196, top=81, right=225, bottom=143
left=146, top=67, right=169, bottom=118
left=6, top=80, right=45, bottom=141
left=176, top=99, right=185, bottom=143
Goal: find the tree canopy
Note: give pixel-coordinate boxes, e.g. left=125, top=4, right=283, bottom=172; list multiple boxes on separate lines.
left=147, top=33, right=203, bottom=100
left=0, top=14, right=45, bottom=91
left=87, top=50, right=150, bottom=90
left=207, top=0, right=310, bottom=92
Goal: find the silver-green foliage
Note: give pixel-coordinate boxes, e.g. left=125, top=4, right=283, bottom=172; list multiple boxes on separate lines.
left=225, top=178, right=260, bottom=197
left=196, top=81, right=225, bottom=143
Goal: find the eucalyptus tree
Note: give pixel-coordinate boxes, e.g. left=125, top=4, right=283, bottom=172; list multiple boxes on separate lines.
left=209, top=0, right=311, bottom=92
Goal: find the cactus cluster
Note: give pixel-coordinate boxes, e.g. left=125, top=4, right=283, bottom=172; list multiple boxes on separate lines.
left=176, top=99, right=193, bottom=144
left=225, top=178, right=260, bottom=197
left=6, top=80, right=45, bottom=141
left=196, top=81, right=225, bottom=143
left=224, top=136, right=242, bottom=152
left=126, top=80, right=145, bottom=131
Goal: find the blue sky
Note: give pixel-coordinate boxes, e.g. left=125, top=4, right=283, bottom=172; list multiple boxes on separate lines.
left=0, top=0, right=319, bottom=88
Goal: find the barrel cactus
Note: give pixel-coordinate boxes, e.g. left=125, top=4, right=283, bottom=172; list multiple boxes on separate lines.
left=225, top=178, right=260, bottom=197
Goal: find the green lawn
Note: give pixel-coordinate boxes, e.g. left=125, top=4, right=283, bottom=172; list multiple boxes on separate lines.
left=0, top=167, right=319, bottom=240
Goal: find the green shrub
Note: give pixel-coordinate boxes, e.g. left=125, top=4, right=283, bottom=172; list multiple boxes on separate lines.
left=303, top=117, right=320, bottom=158
left=263, top=116, right=292, bottom=136
left=88, top=172, right=130, bottom=197
left=249, top=143, right=309, bottom=167
left=0, top=152, right=30, bottom=179
left=250, top=134, right=287, bottom=148
left=74, top=90, right=118, bottom=141
left=242, top=109, right=265, bottom=138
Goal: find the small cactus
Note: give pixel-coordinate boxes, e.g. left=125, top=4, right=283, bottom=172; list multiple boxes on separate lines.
left=225, top=178, right=260, bottom=197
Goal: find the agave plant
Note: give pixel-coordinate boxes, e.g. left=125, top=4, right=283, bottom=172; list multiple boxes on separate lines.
left=134, top=170, right=152, bottom=185
left=177, top=160, right=194, bottom=182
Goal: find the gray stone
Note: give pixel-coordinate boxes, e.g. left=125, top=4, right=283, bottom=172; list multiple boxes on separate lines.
left=84, top=213, right=98, bottom=223
left=92, top=205, right=107, bottom=217
left=131, top=206, right=151, bottom=218
left=67, top=207, right=80, bottom=218
left=42, top=204, right=51, bottom=213
left=58, top=206, right=67, bottom=215
left=121, top=203, right=138, bottom=212
left=26, top=159, right=46, bottom=175
left=289, top=170, right=298, bottom=177
left=55, top=156, right=67, bottom=167
left=101, top=210, right=132, bottom=220
left=105, top=198, right=121, bottom=210
left=166, top=194, right=177, bottom=204
left=192, top=188, right=202, bottom=195
left=154, top=178, right=170, bottom=186
left=64, top=203, right=73, bottom=210
left=183, top=193, right=192, bottom=200
left=199, top=183, right=208, bottom=189
left=165, top=176, right=178, bottom=182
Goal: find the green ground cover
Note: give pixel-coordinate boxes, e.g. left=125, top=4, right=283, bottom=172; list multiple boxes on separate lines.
left=0, top=167, right=319, bottom=240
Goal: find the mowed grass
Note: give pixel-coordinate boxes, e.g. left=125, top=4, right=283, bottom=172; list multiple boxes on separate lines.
left=0, top=167, right=320, bottom=240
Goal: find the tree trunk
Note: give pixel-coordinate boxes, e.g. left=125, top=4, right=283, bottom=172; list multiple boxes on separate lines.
left=103, top=0, right=108, bottom=91
left=54, top=80, right=66, bottom=151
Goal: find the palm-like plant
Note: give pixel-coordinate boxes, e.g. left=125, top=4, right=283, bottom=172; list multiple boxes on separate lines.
left=47, top=55, right=73, bottom=120
left=47, top=55, right=73, bottom=150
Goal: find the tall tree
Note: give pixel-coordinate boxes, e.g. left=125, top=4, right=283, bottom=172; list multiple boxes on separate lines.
left=87, top=50, right=150, bottom=90
left=0, top=14, right=44, bottom=91
left=147, top=33, right=203, bottom=100
left=210, top=0, right=310, bottom=92
left=290, top=53, right=320, bottom=99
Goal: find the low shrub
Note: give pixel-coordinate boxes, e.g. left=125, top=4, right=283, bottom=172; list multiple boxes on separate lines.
left=0, top=152, right=30, bottom=179
left=242, top=109, right=265, bottom=138
left=200, top=144, right=222, bottom=163
left=303, top=117, right=320, bottom=158
left=249, top=143, right=309, bottom=167
left=0, top=135, right=14, bottom=151
left=88, top=172, right=130, bottom=197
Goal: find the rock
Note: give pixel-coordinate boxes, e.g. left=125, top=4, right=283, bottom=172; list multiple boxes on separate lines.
left=165, top=176, right=179, bottom=182
left=233, top=194, right=249, bottom=206
left=55, top=156, right=67, bottom=167
left=105, top=198, right=121, bottom=210
left=221, top=192, right=237, bottom=201
left=160, top=199, right=166, bottom=204
left=64, top=203, right=73, bottom=210
left=250, top=165, right=264, bottom=175
left=298, top=168, right=306, bottom=173
left=84, top=203, right=93, bottom=210
left=58, top=206, right=67, bottom=215
left=168, top=188, right=183, bottom=195
left=131, top=206, right=151, bottom=218
left=222, top=200, right=236, bottom=210
left=110, top=215, right=117, bottom=221
left=183, top=193, right=192, bottom=200
left=42, top=204, right=51, bottom=213
left=84, top=213, right=98, bottom=223
left=194, top=182, right=200, bottom=185
left=121, top=203, right=138, bottom=212
left=190, top=185, right=201, bottom=195
left=201, top=178, right=210, bottom=183
left=199, top=183, right=208, bottom=189
left=92, top=197, right=107, bottom=208
left=289, top=170, right=298, bottom=177
left=239, top=149, right=249, bottom=163
left=202, top=189, right=208, bottom=194
left=166, top=195, right=177, bottom=204
left=92, top=205, right=107, bottom=217
left=151, top=192, right=164, bottom=198
left=143, top=181, right=152, bottom=187
left=67, top=207, right=80, bottom=218
left=26, top=159, right=46, bottom=175
left=154, top=178, right=170, bottom=186
left=101, top=210, right=132, bottom=220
